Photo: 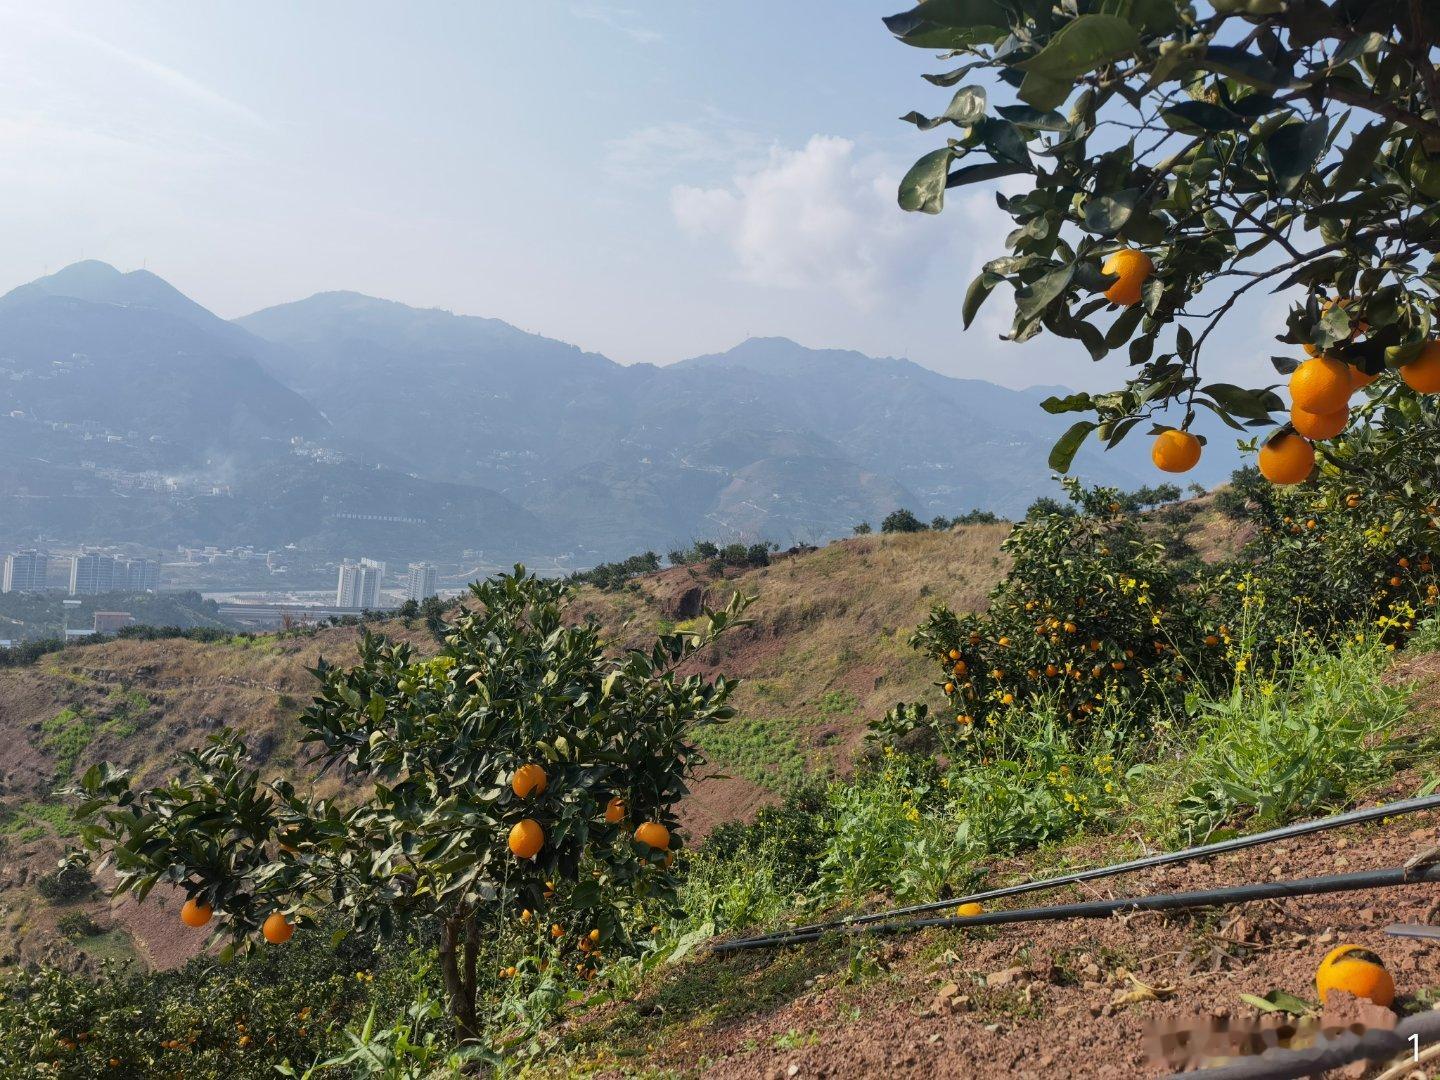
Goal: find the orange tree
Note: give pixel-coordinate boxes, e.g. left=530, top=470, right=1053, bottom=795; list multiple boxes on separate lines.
left=878, top=480, right=1228, bottom=754
left=66, top=567, right=748, bottom=1040
left=886, top=1, right=1440, bottom=483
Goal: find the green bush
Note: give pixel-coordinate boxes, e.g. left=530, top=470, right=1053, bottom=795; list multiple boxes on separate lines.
left=886, top=480, right=1227, bottom=756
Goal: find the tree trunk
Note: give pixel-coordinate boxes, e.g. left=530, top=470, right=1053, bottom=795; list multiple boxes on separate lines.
left=439, top=916, right=478, bottom=1042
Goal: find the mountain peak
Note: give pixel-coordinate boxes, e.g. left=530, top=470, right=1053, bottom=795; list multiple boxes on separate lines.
left=3, top=260, right=211, bottom=320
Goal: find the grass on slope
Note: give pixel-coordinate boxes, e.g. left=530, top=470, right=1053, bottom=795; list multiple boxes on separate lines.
left=576, top=525, right=1012, bottom=791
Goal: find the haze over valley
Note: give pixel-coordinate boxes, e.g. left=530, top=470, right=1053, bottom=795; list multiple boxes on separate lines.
left=0, top=260, right=1242, bottom=593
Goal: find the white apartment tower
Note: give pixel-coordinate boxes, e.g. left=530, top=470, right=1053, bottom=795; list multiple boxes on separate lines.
left=336, top=558, right=385, bottom=609
left=2, top=551, right=46, bottom=593
left=69, top=553, right=116, bottom=596
left=404, top=562, right=438, bottom=602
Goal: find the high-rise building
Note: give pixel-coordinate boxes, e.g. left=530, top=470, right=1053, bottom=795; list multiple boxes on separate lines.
left=336, top=559, right=384, bottom=609
left=2, top=551, right=46, bottom=593
left=69, top=553, right=116, bottom=596
left=116, top=557, right=161, bottom=592
left=404, top=562, right=438, bottom=602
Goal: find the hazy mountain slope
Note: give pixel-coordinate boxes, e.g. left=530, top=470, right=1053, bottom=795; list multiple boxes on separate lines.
left=240, top=296, right=1242, bottom=540
left=0, top=262, right=323, bottom=459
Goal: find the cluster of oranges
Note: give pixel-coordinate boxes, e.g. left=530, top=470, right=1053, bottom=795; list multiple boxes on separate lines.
left=179, top=897, right=292, bottom=944
left=1096, top=247, right=1440, bottom=486
left=504, top=762, right=671, bottom=865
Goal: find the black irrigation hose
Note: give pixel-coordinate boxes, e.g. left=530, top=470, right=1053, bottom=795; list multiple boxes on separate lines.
left=713, top=794, right=1440, bottom=954
left=1168, top=1007, right=1440, bottom=1080
left=711, top=862, right=1440, bottom=953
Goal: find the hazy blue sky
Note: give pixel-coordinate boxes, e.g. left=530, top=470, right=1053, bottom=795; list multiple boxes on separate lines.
left=0, top=1, right=1280, bottom=390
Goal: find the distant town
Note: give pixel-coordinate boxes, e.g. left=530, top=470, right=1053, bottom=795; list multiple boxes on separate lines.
left=0, top=545, right=447, bottom=644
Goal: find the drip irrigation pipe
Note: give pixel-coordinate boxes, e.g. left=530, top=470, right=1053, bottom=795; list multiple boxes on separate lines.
left=713, top=793, right=1440, bottom=954
left=710, top=862, right=1440, bottom=953
left=1166, top=1006, right=1440, bottom=1080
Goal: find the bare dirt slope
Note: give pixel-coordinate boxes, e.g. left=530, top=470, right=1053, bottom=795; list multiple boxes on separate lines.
left=554, top=789, right=1440, bottom=1079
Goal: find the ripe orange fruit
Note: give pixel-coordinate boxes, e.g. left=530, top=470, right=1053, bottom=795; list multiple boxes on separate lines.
left=1290, top=356, right=1352, bottom=414
left=1291, top=404, right=1348, bottom=441
left=1349, top=364, right=1377, bottom=391
left=1401, top=341, right=1440, bottom=393
left=955, top=902, right=983, bottom=918
left=1101, top=247, right=1154, bottom=306
left=952, top=660, right=968, bottom=676
left=508, top=818, right=545, bottom=859
left=634, top=821, right=670, bottom=851
left=1315, top=945, right=1394, bottom=1007
left=180, top=899, right=213, bottom=928
left=604, top=796, right=625, bottom=824
left=519, top=908, right=533, bottom=923
left=943, top=681, right=955, bottom=695
left=1151, top=429, right=1201, bottom=473
left=511, top=763, right=548, bottom=799
left=550, top=923, right=564, bottom=939
left=262, top=912, right=293, bottom=944
left=1258, top=432, right=1315, bottom=486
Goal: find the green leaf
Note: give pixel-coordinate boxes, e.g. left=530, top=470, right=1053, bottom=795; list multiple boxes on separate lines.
left=1265, top=117, right=1328, bottom=195
left=947, top=161, right=1029, bottom=188
left=882, top=0, right=1012, bottom=49
left=898, top=147, right=955, bottom=214
left=962, top=271, right=1000, bottom=329
left=1239, top=989, right=1314, bottom=1015
left=1016, top=15, right=1139, bottom=110
left=1083, top=188, right=1138, bottom=235
left=1162, top=100, right=1243, bottom=134
left=1015, top=263, right=1075, bottom=320
left=1200, top=383, right=1283, bottom=421
left=1040, top=391, right=1094, bottom=415
left=1331, top=121, right=1390, bottom=191
left=995, top=104, right=1068, bottom=132
left=1049, top=420, right=1096, bottom=473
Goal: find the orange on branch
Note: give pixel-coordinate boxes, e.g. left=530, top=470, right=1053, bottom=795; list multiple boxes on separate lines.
left=508, top=818, right=545, bottom=859
left=604, top=796, right=625, bottom=824
left=1289, top=356, right=1352, bottom=414
left=1258, top=433, right=1315, bottom=486
left=1290, top=404, right=1348, bottom=441
left=1100, top=247, right=1153, bottom=307
left=1151, top=429, right=1201, bottom=473
left=511, top=763, right=548, bottom=799
left=634, top=821, right=670, bottom=851
left=180, top=899, right=213, bottom=928
left=262, top=912, right=294, bottom=944
left=1401, top=341, right=1440, bottom=393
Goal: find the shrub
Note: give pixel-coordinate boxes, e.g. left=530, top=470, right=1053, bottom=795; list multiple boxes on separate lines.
left=880, top=509, right=926, bottom=533
left=34, top=863, right=95, bottom=903
left=884, top=480, right=1227, bottom=756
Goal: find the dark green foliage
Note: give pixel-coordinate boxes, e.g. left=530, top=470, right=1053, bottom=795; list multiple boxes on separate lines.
left=1024, top=496, right=1076, bottom=520
left=34, top=863, right=95, bottom=904
left=880, top=509, right=926, bottom=533
left=888, top=0, right=1440, bottom=465
left=569, top=551, right=663, bottom=590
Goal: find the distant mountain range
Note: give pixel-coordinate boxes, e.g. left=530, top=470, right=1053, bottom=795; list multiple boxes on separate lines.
left=0, top=261, right=1242, bottom=563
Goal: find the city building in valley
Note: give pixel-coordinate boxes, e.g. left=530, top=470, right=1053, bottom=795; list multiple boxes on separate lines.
left=93, top=611, right=135, bottom=635
left=2, top=550, right=47, bottom=593
left=404, top=561, right=438, bottom=602
left=117, top=557, right=161, bottom=592
left=69, top=552, right=116, bottom=596
left=336, top=558, right=385, bottom=608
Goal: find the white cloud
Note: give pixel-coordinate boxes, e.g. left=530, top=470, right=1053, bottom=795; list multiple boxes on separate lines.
left=570, top=3, right=663, bottom=44
left=604, top=117, right=767, bottom=185
left=670, top=135, right=963, bottom=309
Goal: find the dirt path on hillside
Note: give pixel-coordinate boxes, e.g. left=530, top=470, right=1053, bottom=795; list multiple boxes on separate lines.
left=597, top=800, right=1440, bottom=1079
